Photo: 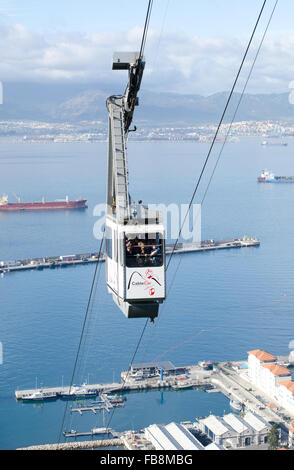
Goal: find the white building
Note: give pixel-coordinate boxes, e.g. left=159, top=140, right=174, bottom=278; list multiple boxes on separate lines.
left=288, top=427, right=294, bottom=448
left=248, top=349, right=294, bottom=414
left=199, top=415, right=232, bottom=446
left=247, top=349, right=277, bottom=387
left=144, top=422, right=223, bottom=450
left=242, top=411, right=271, bottom=445
left=259, top=363, right=292, bottom=398
left=145, top=424, right=183, bottom=450
left=198, top=411, right=271, bottom=449
left=288, top=350, right=294, bottom=365
left=277, top=381, right=294, bottom=415
left=222, top=413, right=253, bottom=447
left=165, top=423, right=206, bottom=450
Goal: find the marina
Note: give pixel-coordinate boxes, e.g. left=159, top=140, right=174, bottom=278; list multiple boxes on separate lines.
left=0, top=237, right=260, bottom=275
left=15, top=356, right=294, bottom=429
left=14, top=354, right=294, bottom=450
left=14, top=362, right=214, bottom=402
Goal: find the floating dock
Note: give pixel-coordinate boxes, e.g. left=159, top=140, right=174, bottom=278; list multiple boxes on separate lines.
left=1, top=237, right=260, bottom=274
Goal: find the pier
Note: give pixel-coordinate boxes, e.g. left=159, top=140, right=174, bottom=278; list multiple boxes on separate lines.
left=14, top=383, right=123, bottom=401
left=63, top=428, right=119, bottom=438
left=17, top=438, right=123, bottom=451
left=1, top=237, right=259, bottom=275
left=14, top=364, right=215, bottom=402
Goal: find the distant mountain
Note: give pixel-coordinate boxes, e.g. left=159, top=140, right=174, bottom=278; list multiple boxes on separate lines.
left=1, top=82, right=294, bottom=125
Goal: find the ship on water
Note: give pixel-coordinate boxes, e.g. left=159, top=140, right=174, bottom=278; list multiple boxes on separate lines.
left=257, top=170, right=294, bottom=183
left=0, top=194, right=87, bottom=211
left=261, top=141, right=288, bottom=147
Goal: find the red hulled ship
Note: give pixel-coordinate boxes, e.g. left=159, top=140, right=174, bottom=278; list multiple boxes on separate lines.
left=0, top=194, right=87, bottom=211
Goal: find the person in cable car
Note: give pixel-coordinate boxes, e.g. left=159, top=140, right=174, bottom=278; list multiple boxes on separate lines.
left=126, top=245, right=133, bottom=259
left=137, top=242, right=147, bottom=266
left=150, top=244, right=161, bottom=265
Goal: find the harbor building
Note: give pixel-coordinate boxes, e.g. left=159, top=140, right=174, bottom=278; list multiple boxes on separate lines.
left=288, top=428, right=294, bottom=448
left=248, top=350, right=278, bottom=387
left=276, top=381, right=294, bottom=415
left=197, top=411, right=271, bottom=449
left=144, top=422, right=223, bottom=451
left=259, top=363, right=292, bottom=398
left=288, top=350, right=294, bottom=365
left=248, top=349, right=294, bottom=414
left=126, top=361, right=187, bottom=380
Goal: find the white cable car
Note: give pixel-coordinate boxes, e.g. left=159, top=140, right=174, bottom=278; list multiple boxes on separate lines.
left=105, top=52, right=166, bottom=320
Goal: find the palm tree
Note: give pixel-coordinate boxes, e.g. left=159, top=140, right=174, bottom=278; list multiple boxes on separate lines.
left=267, top=424, right=279, bottom=450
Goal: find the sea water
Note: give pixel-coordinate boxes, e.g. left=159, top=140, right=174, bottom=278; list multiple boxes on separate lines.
left=1, top=139, right=294, bottom=449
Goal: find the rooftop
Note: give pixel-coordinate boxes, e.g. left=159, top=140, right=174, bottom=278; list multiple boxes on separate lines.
left=200, top=412, right=270, bottom=436
left=243, top=412, right=270, bottom=432
left=279, top=380, right=294, bottom=393
left=165, top=423, right=204, bottom=450
left=261, top=363, right=291, bottom=376
left=199, top=415, right=230, bottom=436
left=145, top=424, right=182, bottom=450
left=248, top=349, right=277, bottom=362
left=223, top=413, right=249, bottom=434
left=145, top=423, right=215, bottom=451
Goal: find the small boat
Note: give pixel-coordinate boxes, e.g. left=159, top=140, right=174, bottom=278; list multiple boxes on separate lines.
left=108, top=394, right=126, bottom=403
left=22, top=390, right=57, bottom=402
left=60, top=383, right=97, bottom=399
left=230, top=399, right=243, bottom=411
left=91, top=427, right=112, bottom=435
left=172, top=381, right=194, bottom=390
left=63, top=429, right=78, bottom=437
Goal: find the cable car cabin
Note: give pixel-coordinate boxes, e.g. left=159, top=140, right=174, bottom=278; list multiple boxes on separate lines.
left=105, top=212, right=165, bottom=320
left=105, top=50, right=165, bottom=320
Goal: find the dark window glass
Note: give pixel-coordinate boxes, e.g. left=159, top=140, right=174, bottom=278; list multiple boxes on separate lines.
left=125, top=233, right=163, bottom=268
left=106, top=227, right=112, bottom=259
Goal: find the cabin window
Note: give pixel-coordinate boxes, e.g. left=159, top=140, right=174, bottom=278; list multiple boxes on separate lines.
left=113, top=230, right=118, bottom=262
left=125, top=233, right=163, bottom=268
left=106, top=227, right=112, bottom=259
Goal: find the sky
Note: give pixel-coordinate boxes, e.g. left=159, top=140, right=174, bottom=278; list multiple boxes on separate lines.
left=0, top=0, right=293, bottom=95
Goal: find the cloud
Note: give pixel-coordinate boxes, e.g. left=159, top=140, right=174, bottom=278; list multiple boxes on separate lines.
left=0, top=22, right=293, bottom=95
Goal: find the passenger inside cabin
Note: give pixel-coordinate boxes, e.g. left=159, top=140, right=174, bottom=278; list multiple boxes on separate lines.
left=150, top=245, right=161, bottom=265
left=126, top=246, right=133, bottom=257
left=125, top=235, right=163, bottom=267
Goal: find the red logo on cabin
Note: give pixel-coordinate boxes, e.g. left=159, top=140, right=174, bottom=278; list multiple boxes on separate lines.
left=127, top=269, right=161, bottom=296
left=145, top=269, right=153, bottom=280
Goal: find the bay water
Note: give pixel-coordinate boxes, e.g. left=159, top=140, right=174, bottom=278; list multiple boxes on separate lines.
left=1, top=138, right=294, bottom=449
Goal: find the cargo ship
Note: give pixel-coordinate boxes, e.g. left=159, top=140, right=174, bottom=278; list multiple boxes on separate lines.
left=0, top=194, right=87, bottom=211
left=261, top=141, right=288, bottom=147
left=257, top=170, right=294, bottom=183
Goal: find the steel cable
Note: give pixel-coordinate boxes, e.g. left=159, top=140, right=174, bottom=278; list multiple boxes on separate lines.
left=166, top=0, right=268, bottom=272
